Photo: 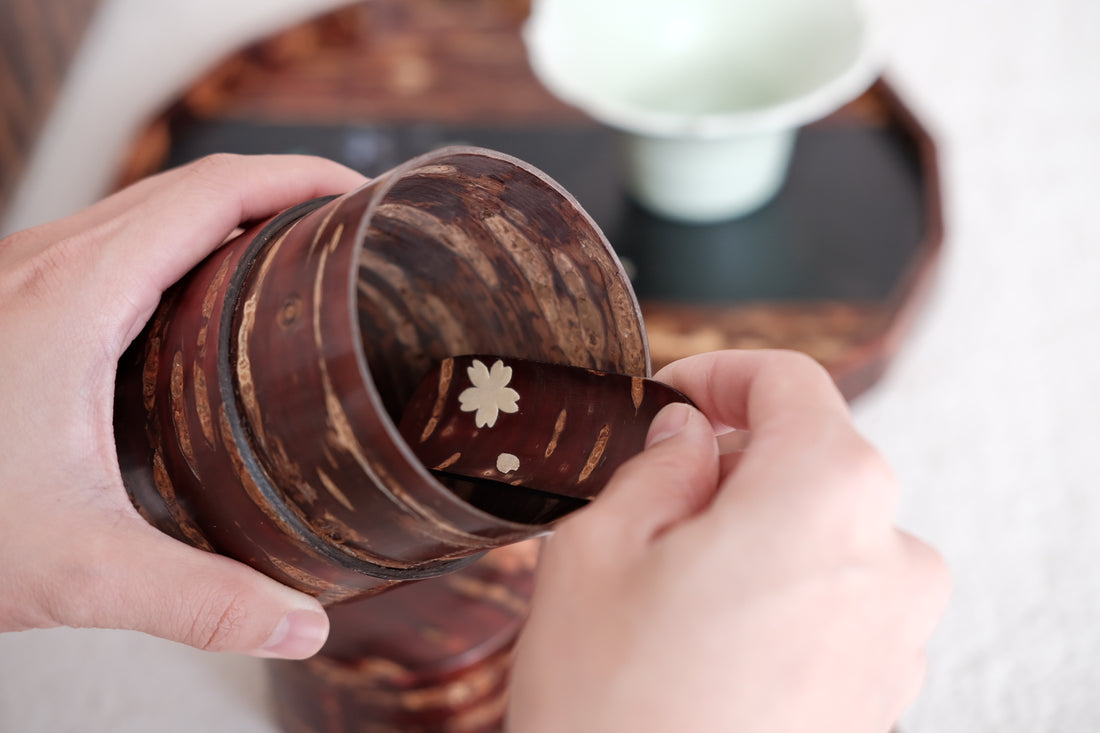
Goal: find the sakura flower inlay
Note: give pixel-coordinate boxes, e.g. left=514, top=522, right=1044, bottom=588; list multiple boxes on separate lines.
left=399, top=355, right=693, bottom=501
left=457, top=359, right=520, bottom=428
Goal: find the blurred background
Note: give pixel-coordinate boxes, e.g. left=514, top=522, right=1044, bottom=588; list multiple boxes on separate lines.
left=1, top=0, right=1098, bottom=730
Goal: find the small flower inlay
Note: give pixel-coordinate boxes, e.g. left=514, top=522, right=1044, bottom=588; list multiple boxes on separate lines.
left=496, top=452, right=521, bottom=474
left=458, top=359, right=520, bottom=428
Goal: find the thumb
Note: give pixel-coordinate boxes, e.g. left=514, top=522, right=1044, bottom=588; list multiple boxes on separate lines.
left=583, top=402, right=720, bottom=543
left=56, top=522, right=329, bottom=659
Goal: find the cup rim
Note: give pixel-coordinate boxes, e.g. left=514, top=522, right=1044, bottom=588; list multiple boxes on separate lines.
left=523, top=7, right=883, bottom=139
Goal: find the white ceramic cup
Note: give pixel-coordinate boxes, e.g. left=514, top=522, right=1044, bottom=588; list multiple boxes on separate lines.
left=524, top=0, right=881, bottom=223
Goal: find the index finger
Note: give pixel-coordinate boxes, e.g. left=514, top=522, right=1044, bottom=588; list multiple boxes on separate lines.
left=109, top=153, right=367, bottom=294
left=655, top=350, right=895, bottom=527
left=654, top=349, right=851, bottom=443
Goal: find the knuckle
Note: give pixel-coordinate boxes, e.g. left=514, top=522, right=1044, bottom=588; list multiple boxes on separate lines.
left=767, top=348, right=834, bottom=385
left=179, top=153, right=246, bottom=192
left=1, top=224, right=111, bottom=305
left=844, top=438, right=899, bottom=498
left=41, top=529, right=142, bottom=630
left=1, top=239, right=72, bottom=300
left=186, top=589, right=251, bottom=652
left=808, top=437, right=901, bottom=550
left=33, top=555, right=111, bottom=630
left=187, top=152, right=243, bottom=177
left=825, top=435, right=896, bottom=497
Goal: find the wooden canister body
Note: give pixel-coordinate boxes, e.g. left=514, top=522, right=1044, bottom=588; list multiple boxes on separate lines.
left=114, top=146, right=650, bottom=730
left=270, top=541, right=539, bottom=733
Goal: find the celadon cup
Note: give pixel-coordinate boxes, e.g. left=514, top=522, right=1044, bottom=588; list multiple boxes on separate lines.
left=524, top=0, right=881, bottom=223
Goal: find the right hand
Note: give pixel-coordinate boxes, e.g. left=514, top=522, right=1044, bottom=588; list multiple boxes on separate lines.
left=508, top=349, right=950, bottom=733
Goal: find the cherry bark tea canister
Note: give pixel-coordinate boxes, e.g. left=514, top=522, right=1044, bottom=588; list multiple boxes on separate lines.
left=113, top=146, right=654, bottom=732
left=114, top=146, right=650, bottom=604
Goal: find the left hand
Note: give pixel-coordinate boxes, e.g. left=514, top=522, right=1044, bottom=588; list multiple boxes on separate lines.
left=0, top=154, right=366, bottom=658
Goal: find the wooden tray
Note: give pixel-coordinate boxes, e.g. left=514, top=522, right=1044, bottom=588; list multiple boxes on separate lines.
left=118, top=0, right=943, bottom=400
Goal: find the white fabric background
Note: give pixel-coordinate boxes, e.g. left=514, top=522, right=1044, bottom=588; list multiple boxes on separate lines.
left=1, top=0, right=1098, bottom=730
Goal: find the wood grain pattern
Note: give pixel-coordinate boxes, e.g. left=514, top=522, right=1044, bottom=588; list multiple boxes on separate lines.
left=115, top=146, right=649, bottom=733
left=115, top=146, right=648, bottom=604
left=271, top=541, right=539, bottom=733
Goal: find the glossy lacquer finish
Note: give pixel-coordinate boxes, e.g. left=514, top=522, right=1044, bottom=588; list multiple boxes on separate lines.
left=114, top=146, right=650, bottom=731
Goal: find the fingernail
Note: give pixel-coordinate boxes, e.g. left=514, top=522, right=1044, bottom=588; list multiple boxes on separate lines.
left=716, top=429, right=752, bottom=455
left=646, top=402, right=692, bottom=448
left=254, top=609, right=329, bottom=659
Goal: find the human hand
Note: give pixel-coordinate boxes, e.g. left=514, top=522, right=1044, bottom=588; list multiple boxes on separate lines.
left=0, top=154, right=366, bottom=658
left=508, top=350, right=950, bottom=733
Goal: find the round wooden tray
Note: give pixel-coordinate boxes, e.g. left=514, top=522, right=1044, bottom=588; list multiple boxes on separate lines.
left=118, top=0, right=943, bottom=400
